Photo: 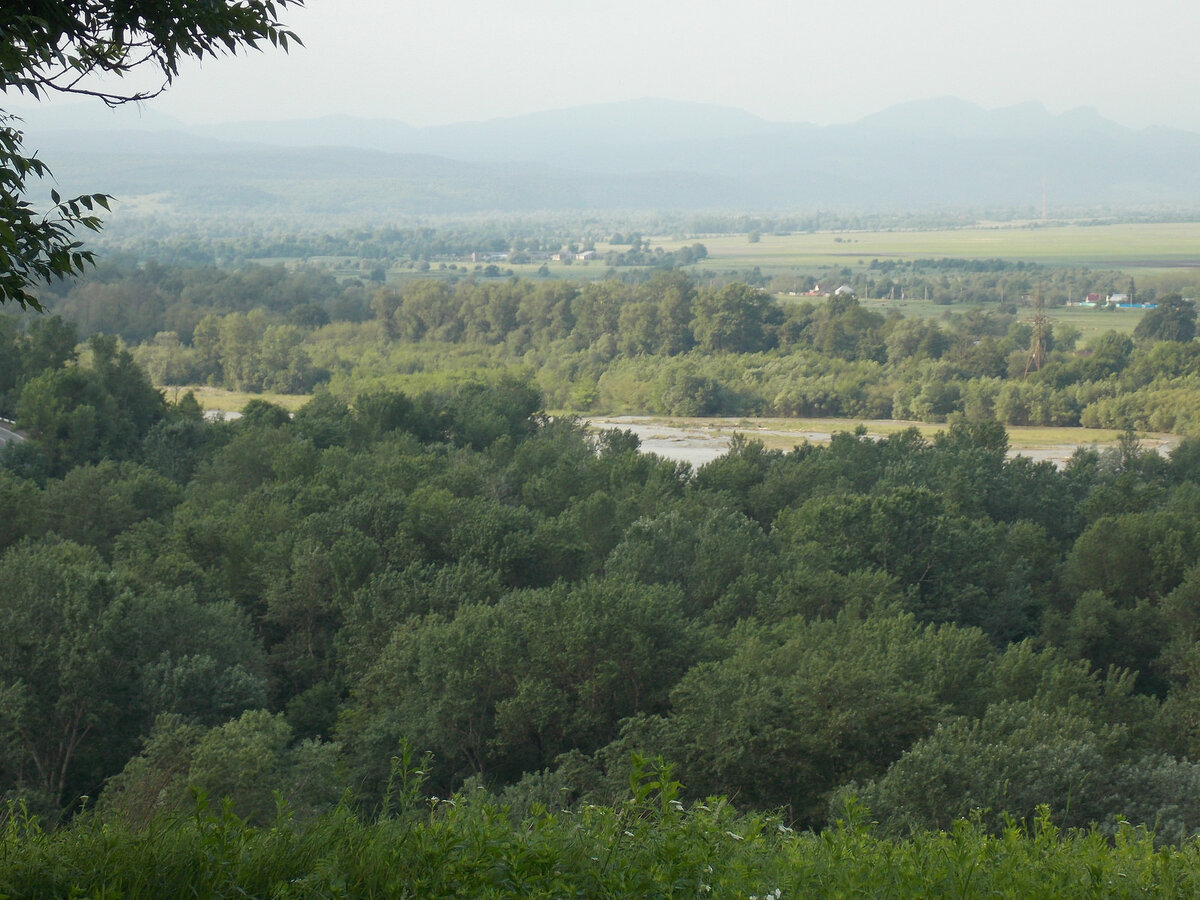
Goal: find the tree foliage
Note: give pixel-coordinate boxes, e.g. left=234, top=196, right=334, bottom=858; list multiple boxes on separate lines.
left=0, top=1, right=302, bottom=306
left=1134, top=295, right=1197, bottom=345
left=8, top=328, right=1200, bottom=841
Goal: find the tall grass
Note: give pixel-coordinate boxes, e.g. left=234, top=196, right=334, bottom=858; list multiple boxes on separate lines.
left=4, top=762, right=1200, bottom=898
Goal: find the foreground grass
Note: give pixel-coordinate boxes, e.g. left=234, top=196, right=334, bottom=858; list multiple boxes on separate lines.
left=3, top=791, right=1198, bottom=899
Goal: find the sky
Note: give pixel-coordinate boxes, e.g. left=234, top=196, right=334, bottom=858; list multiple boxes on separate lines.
left=20, top=0, right=1200, bottom=132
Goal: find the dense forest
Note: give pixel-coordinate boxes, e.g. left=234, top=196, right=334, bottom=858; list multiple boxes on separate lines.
left=25, top=257, right=1200, bottom=434
left=6, top=315, right=1200, bottom=845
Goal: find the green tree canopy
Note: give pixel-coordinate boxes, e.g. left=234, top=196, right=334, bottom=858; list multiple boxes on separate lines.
left=1134, top=295, right=1197, bottom=344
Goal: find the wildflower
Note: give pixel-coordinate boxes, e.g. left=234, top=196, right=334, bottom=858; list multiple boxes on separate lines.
left=726, top=831, right=744, bottom=841
left=777, top=824, right=793, bottom=834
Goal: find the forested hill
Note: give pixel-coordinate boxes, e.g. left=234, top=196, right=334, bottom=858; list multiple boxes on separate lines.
left=5, top=319, right=1200, bottom=848
left=19, top=97, right=1200, bottom=214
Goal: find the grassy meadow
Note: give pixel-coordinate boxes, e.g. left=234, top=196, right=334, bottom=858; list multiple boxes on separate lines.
left=166, top=385, right=311, bottom=413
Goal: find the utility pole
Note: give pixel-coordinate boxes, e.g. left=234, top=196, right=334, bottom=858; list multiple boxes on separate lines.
left=1023, top=289, right=1048, bottom=377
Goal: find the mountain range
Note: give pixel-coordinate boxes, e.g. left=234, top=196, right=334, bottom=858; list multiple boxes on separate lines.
left=14, top=97, right=1200, bottom=216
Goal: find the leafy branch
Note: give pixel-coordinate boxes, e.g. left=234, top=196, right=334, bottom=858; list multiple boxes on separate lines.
left=0, top=1, right=304, bottom=306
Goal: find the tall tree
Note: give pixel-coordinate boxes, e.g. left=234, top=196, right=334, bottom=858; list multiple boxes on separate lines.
left=1134, top=294, right=1197, bottom=345
left=692, top=283, right=776, bottom=353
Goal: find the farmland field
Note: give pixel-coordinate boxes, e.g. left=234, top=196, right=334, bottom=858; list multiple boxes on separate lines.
left=241, top=221, right=1200, bottom=294
left=852, top=297, right=1148, bottom=340
left=655, top=222, right=1200, bottom=272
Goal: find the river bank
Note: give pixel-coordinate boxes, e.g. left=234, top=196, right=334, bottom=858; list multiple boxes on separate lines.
left=585, top=416, right=1180, bottom=468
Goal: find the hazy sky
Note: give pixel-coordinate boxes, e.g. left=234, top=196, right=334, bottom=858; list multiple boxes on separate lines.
left=24, top=0, right=1200, bottom=131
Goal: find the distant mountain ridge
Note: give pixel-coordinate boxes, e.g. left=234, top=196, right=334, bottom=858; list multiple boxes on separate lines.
left=16, top=97, right=1200, bottom=214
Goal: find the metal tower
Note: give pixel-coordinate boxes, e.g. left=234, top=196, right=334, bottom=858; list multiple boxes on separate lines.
left=1023, top=290, right=1047, bottom=377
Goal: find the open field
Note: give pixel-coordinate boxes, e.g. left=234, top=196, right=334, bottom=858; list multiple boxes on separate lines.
left=655, top=222, right=1200, bottom=273
left=244, top=222, right=1200, bottom=294
left=588, top=415, right=1179, bottom=468
left=852, top=297, right=1148, bottom=341
left=166, top=385, right=310, bottom=413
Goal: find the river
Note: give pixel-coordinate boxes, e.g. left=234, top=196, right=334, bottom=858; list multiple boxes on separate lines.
left=585, top=416, right=1178, bottom=469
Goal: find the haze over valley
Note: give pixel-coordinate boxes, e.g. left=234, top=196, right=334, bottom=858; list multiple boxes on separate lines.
left=19, top=96, right=1200, bottom=217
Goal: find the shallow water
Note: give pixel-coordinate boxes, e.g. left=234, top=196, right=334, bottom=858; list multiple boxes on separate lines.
left=586, top=417, right=1176, bottom=470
